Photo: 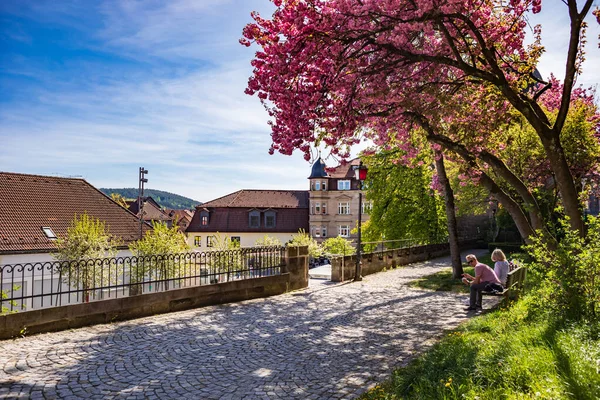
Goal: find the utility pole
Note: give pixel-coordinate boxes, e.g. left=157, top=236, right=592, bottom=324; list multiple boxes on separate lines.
left=138, top=167, right=148, bottom=239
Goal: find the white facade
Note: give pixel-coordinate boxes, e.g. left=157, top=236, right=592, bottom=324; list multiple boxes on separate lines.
left=1, top=249, right=135, bottom=312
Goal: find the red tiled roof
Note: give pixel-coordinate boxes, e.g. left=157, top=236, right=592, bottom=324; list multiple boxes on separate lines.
left=166, top=209, right=193, bottom=222
left=186, top=207, right=308, bottom=233
left=128, top=197, right=171, bottom=222
left=186, top=190, right=309, bottom=233
left=0, top=172, right=150, bottom=254
left=200, top=190, right=309, bottom=209
left=328, top=158, right=361, bottom=179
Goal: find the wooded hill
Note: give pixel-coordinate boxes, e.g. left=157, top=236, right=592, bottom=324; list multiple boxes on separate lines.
left=101, top=188, right=201, bottom=210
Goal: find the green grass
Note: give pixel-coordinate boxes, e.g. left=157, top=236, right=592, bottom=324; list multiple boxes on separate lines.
left=407, top=253, right=495, bottom=293
left=362, top=277, right=600, bottom=399
left=408, top=266, right=473, bottom=293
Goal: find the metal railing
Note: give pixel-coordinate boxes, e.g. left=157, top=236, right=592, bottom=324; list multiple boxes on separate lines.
left=1, top=246, right=285, bottom=314
left=360, top=237, right=449, bottom=253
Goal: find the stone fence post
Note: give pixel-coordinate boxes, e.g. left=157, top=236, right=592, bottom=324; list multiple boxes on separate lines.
left=283, top=245, right=309, bottom=291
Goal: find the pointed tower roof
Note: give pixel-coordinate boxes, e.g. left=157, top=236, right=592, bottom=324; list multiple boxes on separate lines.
left=308, top=157, right=328, bottom=179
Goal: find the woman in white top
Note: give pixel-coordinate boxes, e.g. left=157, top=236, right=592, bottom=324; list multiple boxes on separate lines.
left=491, top=248, right=509, bottom=286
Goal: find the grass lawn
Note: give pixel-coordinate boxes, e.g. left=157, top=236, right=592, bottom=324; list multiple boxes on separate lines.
left=362, top=255, right=600, bottom=399
left=407, top=253, right=495, bottom=293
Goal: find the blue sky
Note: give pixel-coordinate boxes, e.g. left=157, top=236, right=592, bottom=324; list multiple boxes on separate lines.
left=0, top=1, right=599, bottom=203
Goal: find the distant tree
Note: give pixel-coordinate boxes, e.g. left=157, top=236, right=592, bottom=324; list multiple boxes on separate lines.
left=110, top=193, right=129, bottom=208
left=288, top=229, right=322, bottom=259
left=255, top=235, right=282, bottom=246
left=362, top=150, right=447, bottom=245
left=101, top=188, right=201, bottom=210
left=207, top=233, right=244, bottom=281
left=322, top=236, right=355, bottom=257
left=52, top=213, right=122, bottom=302
left=129, top=222, right=190, bottom=290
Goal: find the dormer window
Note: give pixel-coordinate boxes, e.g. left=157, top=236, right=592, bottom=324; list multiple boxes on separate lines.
left=41, top=227, right=57, bottom=240
left=249, top=210, right=260, bottom=228
left=200, top=210, right=209, bottom=226
left=265, top=211, right=276, bottom=228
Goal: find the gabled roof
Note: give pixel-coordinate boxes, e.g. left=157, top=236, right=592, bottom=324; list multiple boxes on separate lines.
left=128, top=196, right=171, bottom=222
left=199, top=190, right=309, bottom=209
left=0, top=172, right=150, bottom=254
left=328, top=158, right=361, bottom=179
left=166, top=209, right=194, bottom=222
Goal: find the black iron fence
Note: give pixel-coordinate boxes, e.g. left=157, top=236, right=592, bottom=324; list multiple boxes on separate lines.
left=360, top=236, right=449, bottom=253
left=1, top=246, right=285, bottom=314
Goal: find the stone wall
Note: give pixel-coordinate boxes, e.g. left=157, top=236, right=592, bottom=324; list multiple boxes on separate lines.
left=0, top=246, right=309, bottom=340
left=331, top=243, right=450, bottom=282
left=456, top=214, right=490, bottom=241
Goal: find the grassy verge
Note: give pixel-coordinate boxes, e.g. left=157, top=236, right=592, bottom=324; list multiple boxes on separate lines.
left=362, top=259, right=600, bottom=399
left=408, top=265, right=474, bottom=293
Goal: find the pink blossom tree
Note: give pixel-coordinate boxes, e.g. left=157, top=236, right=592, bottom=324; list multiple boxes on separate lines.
left=242, top=0, right=599, bottom=243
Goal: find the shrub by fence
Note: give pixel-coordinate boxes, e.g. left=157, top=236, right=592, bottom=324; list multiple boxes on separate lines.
left=1, top=246, right=285, bottom=314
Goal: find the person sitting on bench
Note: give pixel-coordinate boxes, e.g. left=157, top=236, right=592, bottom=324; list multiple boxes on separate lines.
left=461, top=254, right=502, bottom=311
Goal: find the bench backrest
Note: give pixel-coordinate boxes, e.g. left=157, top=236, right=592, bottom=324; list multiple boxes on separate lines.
left=506, top=266, right=527, bottom=290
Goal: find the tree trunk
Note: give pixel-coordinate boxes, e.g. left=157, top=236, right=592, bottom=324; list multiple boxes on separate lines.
left=540, top=131, right=585, bottom=235
left=434, top=150, right=463, bottom=278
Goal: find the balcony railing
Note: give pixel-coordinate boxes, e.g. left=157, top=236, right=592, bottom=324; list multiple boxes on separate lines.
left=1, top=246, right=285, bottom=314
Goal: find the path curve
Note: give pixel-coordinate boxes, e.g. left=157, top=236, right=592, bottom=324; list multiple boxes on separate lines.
left=0, top=250, right=489, bottom=399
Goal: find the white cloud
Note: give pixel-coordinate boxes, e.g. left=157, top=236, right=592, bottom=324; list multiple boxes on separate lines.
left=0, top=59, right=312, bottom=202
left=1, top=0, right=598, bottom=205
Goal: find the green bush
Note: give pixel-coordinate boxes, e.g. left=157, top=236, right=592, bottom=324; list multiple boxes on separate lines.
left=287, top=229, right=322, bottom=258
left=525, top=216, right=600, bottom=322
left=322, top=236, right=355, bottom=257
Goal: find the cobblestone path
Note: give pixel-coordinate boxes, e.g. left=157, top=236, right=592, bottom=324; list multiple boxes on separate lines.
left=0, top=250, right=489, bottom=399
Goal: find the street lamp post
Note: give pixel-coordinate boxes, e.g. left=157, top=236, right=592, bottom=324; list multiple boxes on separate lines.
left=138, top=167, right=148, bottom=239
left=353, top=161, right=368, bottom=282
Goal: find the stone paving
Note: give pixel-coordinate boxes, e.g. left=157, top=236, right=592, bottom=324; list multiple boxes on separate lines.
left=0, top=250, right=490, bottom=399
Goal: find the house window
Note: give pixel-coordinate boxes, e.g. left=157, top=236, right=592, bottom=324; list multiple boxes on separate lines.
left=207, top=236, right=215, bottom=247
left=362, top=201, right=373, bottom=214
left=338, top=225, right=350, bottom=237
left=322, top=226, right=327, bottom=238
left=337, top=180, right=350, bottom=190
left=315, top=202, right=321, bottom=214
left=322, top=181, right=327, bottom=191
left=322, top=202, right=327, bottom=215
left=314, top=226, right=321, bottom=237
left=249, top=210, right=260, bottom=228
left=315, top=181, right=321, bottom=191
left=41, top=227, right=57, bottom=239
left=194, top=236, right=202, bottom=247
left=265, top=211, right=276, bottom=228
left=199, top=210, right=210, bottom=226
left=231, top=236, right=241, bottom=247
left=338, top=202, right=350, bottom=215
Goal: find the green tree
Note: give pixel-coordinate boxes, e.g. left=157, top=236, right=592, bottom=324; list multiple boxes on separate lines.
left=206, top=233, right=244, bottom=281
left=110, top=192, right=129, bottom=208
left=255, top=235, right=282, bottom=247
left=1, top=286, right=22, bottom=314
left=129, top=221, right=190, bottom=290
left=322, top=236, right=355, bottom=257
left=362, top=150, right=447, bottom=246
left=288, top=229, right=322, bottom=259
left=52, top=213, right=122, bottom=302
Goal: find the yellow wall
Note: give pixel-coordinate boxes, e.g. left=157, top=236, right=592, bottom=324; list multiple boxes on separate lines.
left=186, top=232, right=295, bottom=249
